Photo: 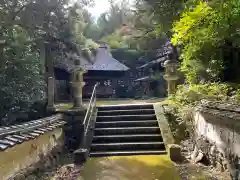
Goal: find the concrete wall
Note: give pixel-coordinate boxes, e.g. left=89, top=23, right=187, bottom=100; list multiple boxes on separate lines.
left=195, top=111, right=240, bottom=157
left=0, top=128, right=64, bottom=179
left=194, top=109, right=240, bottom=178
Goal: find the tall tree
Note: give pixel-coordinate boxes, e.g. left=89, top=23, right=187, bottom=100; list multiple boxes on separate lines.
left=172, top=0, right=240, bottom=83
left=0, top=0, right=94, bottom=125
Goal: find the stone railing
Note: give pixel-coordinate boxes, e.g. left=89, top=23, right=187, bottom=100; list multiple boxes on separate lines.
left=193, top=100, right=240, bottom=179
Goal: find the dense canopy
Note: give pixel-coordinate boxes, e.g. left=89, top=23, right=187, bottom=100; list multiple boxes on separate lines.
left=1, top=0, right=240, bottom=125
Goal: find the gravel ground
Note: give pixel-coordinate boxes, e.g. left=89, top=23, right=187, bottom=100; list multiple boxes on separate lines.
left=24, top=153, right=79, bottom=180
left=26, top=139, right=232, bottom=180
left=176, top=161, right=231, bottom=180
left=175, top=139, right=232, bottom=180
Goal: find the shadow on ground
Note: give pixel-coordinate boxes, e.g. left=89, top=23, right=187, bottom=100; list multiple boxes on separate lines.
left=55, top=98, right=166, bottom=111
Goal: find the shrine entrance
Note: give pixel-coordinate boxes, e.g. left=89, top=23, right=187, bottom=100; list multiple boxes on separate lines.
left=54, top=44, right=130, bottom=102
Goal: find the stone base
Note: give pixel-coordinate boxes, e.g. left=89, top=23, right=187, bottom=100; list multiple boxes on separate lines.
left=71, top=105, right=86, bottom=112
left=64, top=124, right=85, bottom=151
left=168, top=144, right=183, bottom=162
left=46, top=105, right=56, bottom=113
left=73, top=148, right=88, bottom=165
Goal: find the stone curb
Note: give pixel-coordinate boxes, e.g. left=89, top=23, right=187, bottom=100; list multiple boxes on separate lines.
left=154, top=103, right=182, bottom=162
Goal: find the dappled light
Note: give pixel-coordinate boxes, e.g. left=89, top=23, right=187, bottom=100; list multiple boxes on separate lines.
left=0, top=0, right=238, bottom=179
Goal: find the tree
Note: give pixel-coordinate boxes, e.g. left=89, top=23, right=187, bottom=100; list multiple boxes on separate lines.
left=0, top=0, right=94, bottom=125
left=172, top=0, right=240, bottom=83
left=134, top=0, right=185, bottom=38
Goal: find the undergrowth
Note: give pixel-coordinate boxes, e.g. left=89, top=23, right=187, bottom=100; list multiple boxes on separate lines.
left=165, top=83, right=240, bottom=143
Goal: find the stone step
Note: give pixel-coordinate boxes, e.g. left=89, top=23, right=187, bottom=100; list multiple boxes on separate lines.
left=88, top=104, right=167, bottom=158
left=96, top=114, right=157, bottom=122
left=95, top=120, right=158, bottom=128
left=97, top=109, right=155, bottom=116
left=90, top=142, right=165, bottom=152
left=92, top=134, right=163, bottom=143
left=90, top=150, right=167, bottom=157
left=97, top=104, right=154, bottom=111
left=94, top=127, right=160, bottom=136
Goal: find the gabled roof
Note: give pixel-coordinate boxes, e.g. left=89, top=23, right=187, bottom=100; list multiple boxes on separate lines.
left=82, top=44, right=129, bottom=71
left=55, top=44, right=129, bottom=72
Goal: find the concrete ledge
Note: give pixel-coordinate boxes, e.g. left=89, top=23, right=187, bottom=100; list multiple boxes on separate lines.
left=194, top=109, right=240, bottom=177
left=97, top=103, right=154, bottom=108
left=197, top=107, right=240, bottom=131
left=154, top=104, right=182, bottom=162
left=154, top=104, right=174, bottom=147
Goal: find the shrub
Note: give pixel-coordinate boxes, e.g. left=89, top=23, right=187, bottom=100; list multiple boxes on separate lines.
left=169, top=83, right=232, bottom=107
left=166, top=83, right=233, bottom=143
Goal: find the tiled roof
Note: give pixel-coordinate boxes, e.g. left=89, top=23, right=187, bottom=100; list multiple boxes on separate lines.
left=0, top=114, right=65, bottom=151
left=55, top=45, right=129, bottom=72
left=137, top=56, right=167, bottom=69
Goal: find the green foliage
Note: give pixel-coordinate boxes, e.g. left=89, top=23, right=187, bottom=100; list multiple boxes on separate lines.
left=102, top=31, right=129, bottom=49
left=135, top=0, right=185, bottom=35
left=170, top=83, right=232, bottom=107
left=0, top=0, right=94, bottom=125
left=69, top=7, right=98, bottom=51
left=83, top=0, right=134, bottom=42
left=172, top=0, right=240, bottom=83
left=111, top=49, right=143, bottom=68
left=166, top=82, right=232, bottom=142
left=0, top=25, right=44, bottom=125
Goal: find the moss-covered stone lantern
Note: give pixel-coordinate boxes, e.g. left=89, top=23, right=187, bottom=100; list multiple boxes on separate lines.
left=70, top=53, right=88, bottom=110
left=163, top=58, right=179, bottom=96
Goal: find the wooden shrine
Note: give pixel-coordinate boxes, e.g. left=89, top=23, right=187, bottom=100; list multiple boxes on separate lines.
left=54, top=44, right=130, bottom=101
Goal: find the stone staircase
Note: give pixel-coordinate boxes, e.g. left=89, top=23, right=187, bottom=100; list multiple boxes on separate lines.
left=89, top=104, right=166, bottom=157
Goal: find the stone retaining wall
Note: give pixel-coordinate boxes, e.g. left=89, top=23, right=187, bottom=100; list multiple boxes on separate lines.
left=194, top=102, right=240, bottom=179
left=0, top=128, right=64, bottom=179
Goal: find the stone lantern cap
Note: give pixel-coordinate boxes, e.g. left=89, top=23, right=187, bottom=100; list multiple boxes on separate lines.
left=163, top=59, right=179, bottom=67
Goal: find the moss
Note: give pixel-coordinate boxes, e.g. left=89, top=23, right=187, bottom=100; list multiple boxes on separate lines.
left=80, top=155, right=181, bottom=180
left=55, top=99, right=165, bottom=111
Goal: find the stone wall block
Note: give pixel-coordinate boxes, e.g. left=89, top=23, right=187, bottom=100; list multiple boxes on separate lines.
left=168, top=144, right=183, bottom=162
left=194, top=107, right=240, bottom=177
left=13, top=173, right=25, bottom=180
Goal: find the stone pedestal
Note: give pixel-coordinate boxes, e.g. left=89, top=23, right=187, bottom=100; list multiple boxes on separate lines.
left=168, top=144, right=182, bottom=162
left=73, top=148, right=88, bottom=165
left=72, top=81, right=85, bottom=109
left=167, top=79, right=177, bottom=95
left=47, top=77, right=55, bottom=112
left=163, top=60, right=179, bottom=96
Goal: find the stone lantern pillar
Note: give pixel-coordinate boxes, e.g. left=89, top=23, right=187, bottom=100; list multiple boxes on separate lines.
left=70, top=53, right=87, bottom=110
left=47, top=77, right=56, bottom=111
left=44, top=42, right=56, bottom=112
left=163, top=58, right=179, bottom=96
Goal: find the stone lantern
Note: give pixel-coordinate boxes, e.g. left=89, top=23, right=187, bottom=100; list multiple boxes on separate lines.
left=70, top=53, right=88, bottom=110
left=163, top=57, right=179, bottom=96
